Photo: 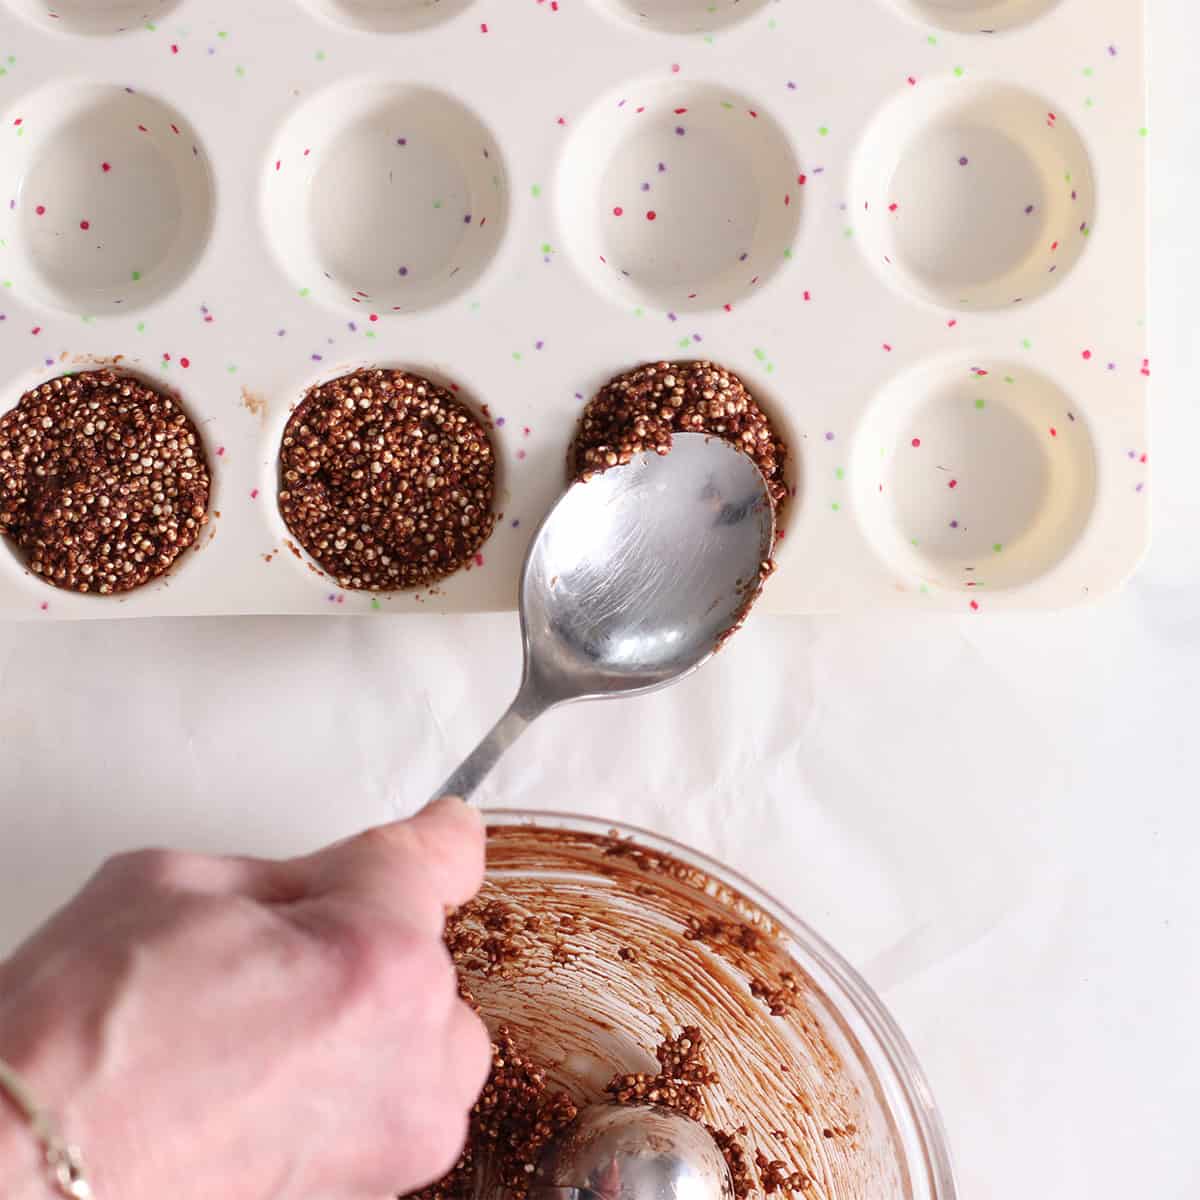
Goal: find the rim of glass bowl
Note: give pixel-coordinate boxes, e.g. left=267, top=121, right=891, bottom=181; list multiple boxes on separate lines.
left=485, top=808, right=958, bottom=1200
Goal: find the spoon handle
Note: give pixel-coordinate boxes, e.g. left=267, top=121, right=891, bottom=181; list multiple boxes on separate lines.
left=432, top=690, right=547, bottom=804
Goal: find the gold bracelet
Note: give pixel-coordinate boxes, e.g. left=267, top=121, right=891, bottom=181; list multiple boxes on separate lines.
left=0, top=1057, right=92, bottom=1199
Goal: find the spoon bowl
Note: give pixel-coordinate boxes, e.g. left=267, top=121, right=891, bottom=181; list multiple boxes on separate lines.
left=532, top=1103, right=734, bottom=1200
left=434, top=433, right=774, bottom=801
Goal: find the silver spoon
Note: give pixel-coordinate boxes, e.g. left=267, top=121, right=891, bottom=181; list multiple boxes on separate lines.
left=433, top=432, right=774, bottom=802
left=532, top=1103, right=734, bottom=1200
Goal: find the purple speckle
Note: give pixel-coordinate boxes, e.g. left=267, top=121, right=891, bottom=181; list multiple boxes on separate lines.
left=958, top=156, right=970, bottom=166
left=950, top=520, right=959, bottom=529
left=1107, top=362, right=1117, bottom=371
left=398, top=266, right=408, bottom=276
left=787, top=81, right=797, bottom=90
left=657, top=161, right=666, bottom=173
left=739, top=251, right=749, bottom=262
left=276, top=328, right=286, bottom=336
left=1108, top=44, right=1119, bottom=56
left=1025, top=205, right=1035, bottom=214
left=511, top=519, right=521, bottom=528
left=692, top=333, right=702, bottom=343
left=824, top=431, right=835, bottom=442
left=535, top=340, right=544, bottom=351
left=574, top=393, right=584, bottom=401
left=667, top=311, right=678, bottom=322
left=311, top=353, right=323, bottom=361
left=396, top=137, right=407, bottom=146
left=675, top=126, right=686, bottom=136
left=1136, top=481, right=1145, bottom=493
left=641, top=181, right=651, bottom=192
left=463, top=214, right=472, bottom=224
left=347, top=321, right=357, bottom=332
left=1128, top=450, right=1137, bottom=459
left=496, top=416, right=507, bottom=427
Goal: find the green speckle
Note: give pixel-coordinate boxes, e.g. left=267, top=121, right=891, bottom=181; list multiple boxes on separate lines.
left=1021, top=337, right=1032, bottom=349
left=975, top=397, right=986, bottom=410
left=818, top=124, right=829, bottom=137
left=1139, top=126, right=1149, bottom=138
left=1004, top=375, right=1015, bottom=384
left=81, top=314, right=94, bottom=324
left=136, top=321, right=145, bottom=333
left=1083, top=66, right=1094, bottom=77
left=2, top=281, right=11, bottom=289
left=953, top=65, right=965, bottom=78
left=835, top=467, right=845, bottom=480
left=299, top=287, right=310, bottom=298
left=679, top=337, right=691, bottom=349
left=226, top=364, right=238, bottom=373
left=927, top=34, right=938, bottom=45
left=531, top=184, right=542, bottom=198
left=365, top=329, right=376, bottom=340
left=753, top=347, right=766, bottom=361
left=920, top=583, right=929, bottom=595
left=315, top=50, right=326, bottom=62
left=633, top=306, right=644, bottom=318
left=1085, top=97, right=1095, bottom=109
left=512, top=351, right=522, bottom=361
left=371, top=597, right=382, bottom=612
left=720, top=101, right=734, bottom=111
left=993, top=543, right=1003, bottom=553
left=540, top=242, right=552, bottom=255
left=235, top=65, right=246, bottom=78
left=783, top=247, right=793, bottom=259
left=217, top=30, right=228, bottom=38
left=831, top=502, right=840, bottom=512
left=432, top=199, right=442, bottom=209
left=470, top=301, right=481, bottom=312
left=131, top=270, right=142, bottom=282
left=843, top=226, right=854, bottom=238
left=911, top=538, right=920, bottom=547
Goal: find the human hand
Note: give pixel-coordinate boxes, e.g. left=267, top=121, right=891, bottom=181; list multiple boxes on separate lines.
left=0, top=797, right=490, bottom=1200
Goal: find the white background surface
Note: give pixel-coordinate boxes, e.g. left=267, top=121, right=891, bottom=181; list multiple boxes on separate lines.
left=1, top=2, right=1196, bottom=1197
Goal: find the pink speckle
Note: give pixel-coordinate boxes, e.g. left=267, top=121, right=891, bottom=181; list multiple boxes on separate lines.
left=180, top=357, right=190, bottom=368
left=1049, top=427, right=1058, bottom=438
left=646, top=210, right=657, bottom=221
left=250, top=488, right=260, bottom=500
left=101, top=162, right=111, bottom=173
left=970, top=600, right=980, bottom=612
left=80, top=219, right=90, bottom=230
left=911, top=437, right=921, bottom=448
left=217, top=446, right=226, bottom=457
left=948, top=479, right=958, bottom=489
left=517, top=450, right=527, bottom=461
left=34, top=205, right=45, bottom=216
left=613, top=205, right=623, bottom=216
left=1082, top=349, right=1092, bottom=360
left=474, top=553, right=485, bottom=568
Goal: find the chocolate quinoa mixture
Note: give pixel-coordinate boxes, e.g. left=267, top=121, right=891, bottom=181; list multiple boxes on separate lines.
left=278, top=368, right=496, bottom=591
left=571, top=361, right=790, bottom=520
left=0, top=369, right=210, bottom=595
left=402, top=826, right=877, bottom=1200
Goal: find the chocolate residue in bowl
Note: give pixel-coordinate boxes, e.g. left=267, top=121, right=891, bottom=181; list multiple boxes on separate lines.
left=405, top=825, right=896, bottom=1200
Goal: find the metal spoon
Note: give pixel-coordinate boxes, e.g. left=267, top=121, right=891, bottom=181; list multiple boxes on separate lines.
left=532, top=1104, right=734, bottom=1200
left=433, top=432, right=774, bottom=802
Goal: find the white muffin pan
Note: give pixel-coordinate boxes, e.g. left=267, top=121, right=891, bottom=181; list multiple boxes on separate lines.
left=0, top=0, right=1147, bottom=620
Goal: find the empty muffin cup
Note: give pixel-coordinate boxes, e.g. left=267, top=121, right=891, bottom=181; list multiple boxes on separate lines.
left=851, top=81, right=1095, bottom=310
left=262, top=81, right=510, bottom=315
left=3, top=0, right=181, bottom=35
left=883, top=0, right=1062, bottom=34
left=0, top=83, right=215, bottom=315
left=850, top=357, right=1096, bottom=592
left=292, top=0, right=475, bottom=33
left=557, top=82, right=802, bottom=315
left=588, top=0, right=773, bottom=34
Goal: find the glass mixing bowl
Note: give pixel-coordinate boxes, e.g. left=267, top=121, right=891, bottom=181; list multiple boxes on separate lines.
left=464, top=811, right=957, bottom=1200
